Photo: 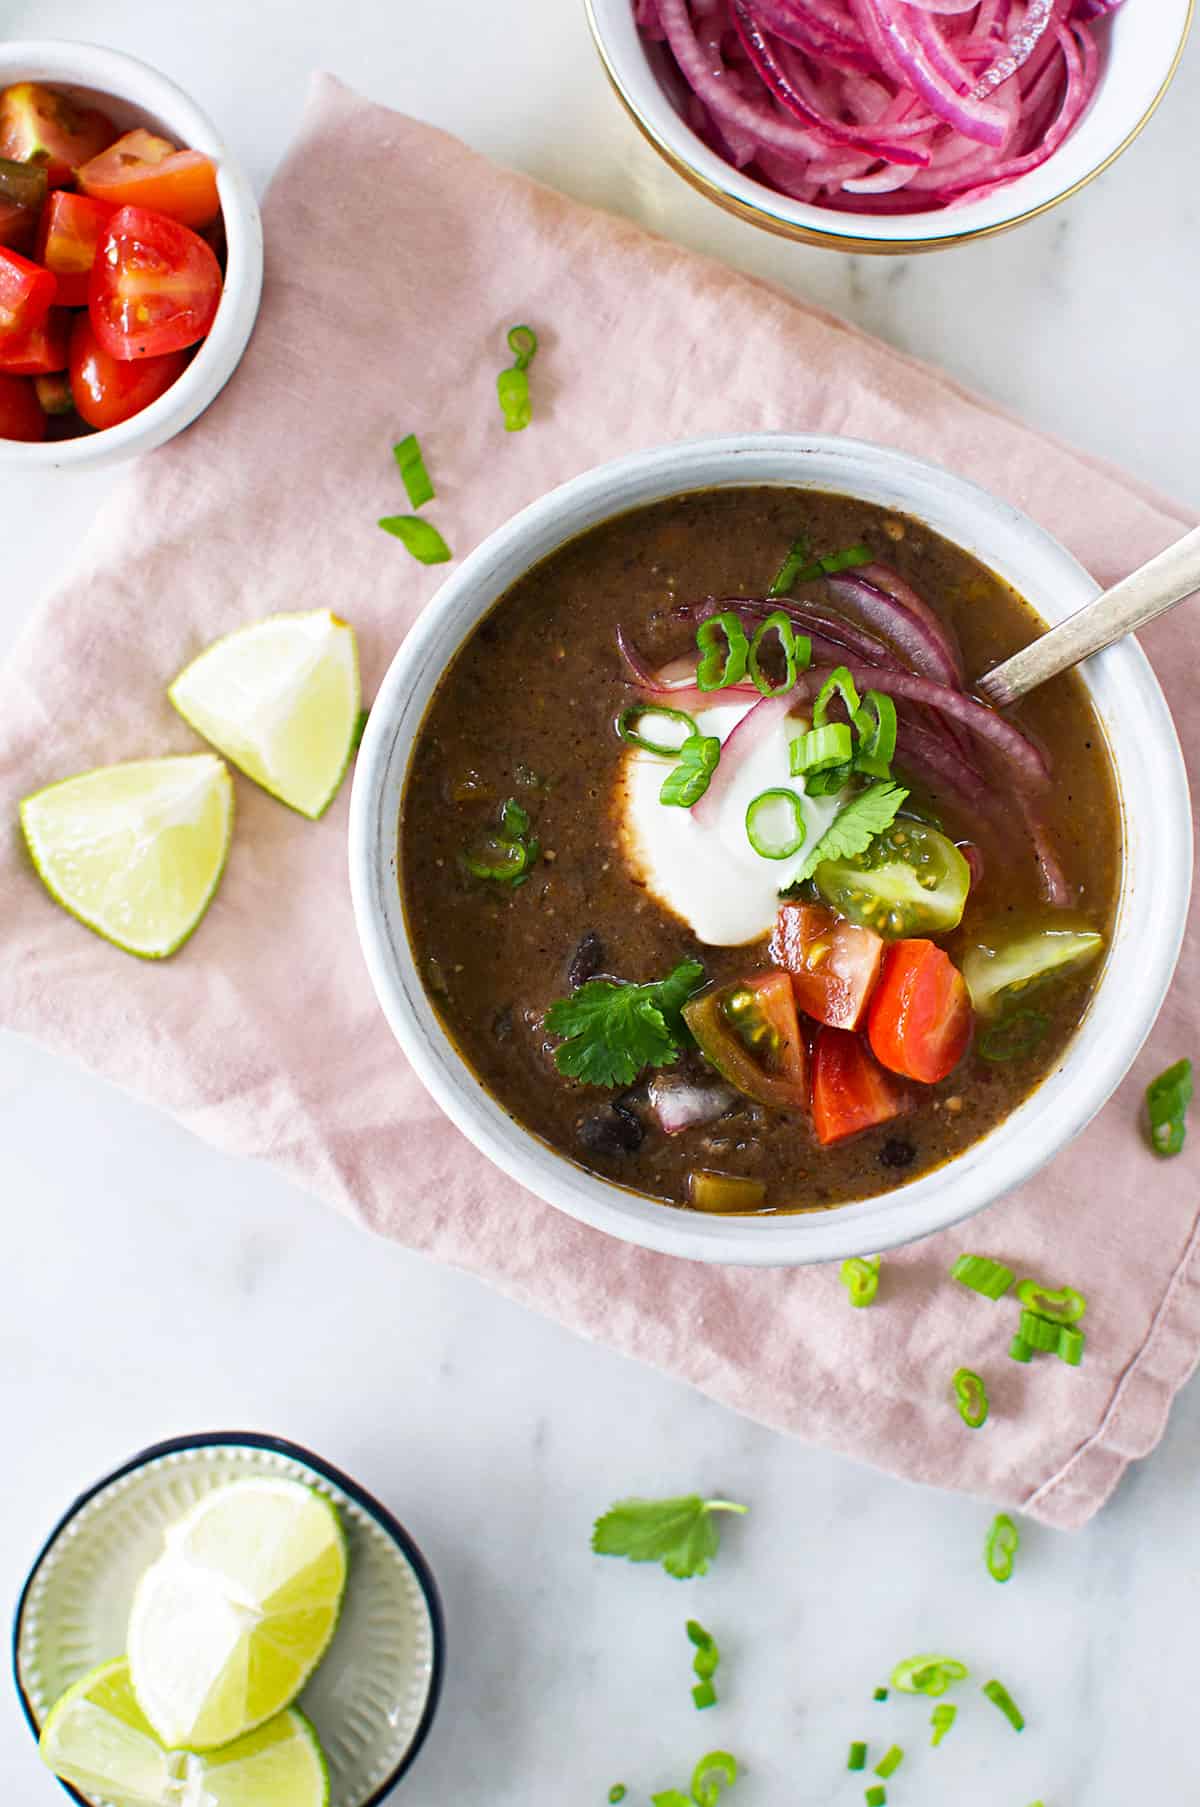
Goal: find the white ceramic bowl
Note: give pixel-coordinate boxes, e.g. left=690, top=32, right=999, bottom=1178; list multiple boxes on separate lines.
left=349, top=434, right=1192, bottom=1266
left=584, top=0, right=1193, bottom=253
left=0, top=41, right=263, bottom=469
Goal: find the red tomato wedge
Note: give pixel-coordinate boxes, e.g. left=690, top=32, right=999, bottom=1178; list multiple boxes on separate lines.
left=0, top=370, right=44, bottom=440
left=811, top=1026, right=908, bottom=1147
left=0, top=306, right=69, bottom=375
left=684, top=971, right=808, bottom=1110
left=0, top=245, right=56, bottom=338
left=0, top=82, right=117, bottom=188
left=868, top=939, right=973, bottom=1085
left=77, top=129, right=220, bottom=228
left=770, top=902, right=884, bottom=1032
left=90, top=205, right=222, bottom=360
left=36, top=190, right=116, bottom=307
left=68, top=311, right=187, bottom=430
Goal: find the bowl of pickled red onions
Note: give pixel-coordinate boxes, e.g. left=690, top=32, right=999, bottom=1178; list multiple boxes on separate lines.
left=585, top=0, right=1191, bottom=248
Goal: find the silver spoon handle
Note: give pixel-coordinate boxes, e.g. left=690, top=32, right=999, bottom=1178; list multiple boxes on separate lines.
left=976, top=524, right=1200, bottom=710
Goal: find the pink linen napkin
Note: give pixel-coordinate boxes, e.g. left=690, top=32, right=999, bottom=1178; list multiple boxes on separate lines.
left=2, top=75, right=1196, bottom=1530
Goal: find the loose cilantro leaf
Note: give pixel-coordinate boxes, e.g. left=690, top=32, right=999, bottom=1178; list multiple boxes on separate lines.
left=591, top=1494, right=747, bottom=1579
left=784, top=780, right=908, bottom=891
left=545, top=960, right=705, bottom=1089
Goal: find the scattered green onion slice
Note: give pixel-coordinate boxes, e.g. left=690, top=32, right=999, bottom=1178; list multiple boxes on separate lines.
left=687, top=1620, right=720, bottom=1708
left=392, top=432, right=434, bottom=508
left=930, top=1704, right=957, bottom=1747
left=1016, top=1280, right=1086, bottom=1324
left=873, top=1688, right=889, bottom=1703
left=791, top=722, right=853, bottom=775
left=500, top=797, right=530, bottom=838
left=696, top=612, right=749, bottom=691
left=864, top=1786, right=887, bottom=1807
left=985, top=1512, right=1020, bottom=1583
left=848, top=1742, right=867, bottom=1772
left=609, top=1789, right=627, bottom=1804
left=854, top=690, right=897, bottom=777
left=813, top=542, right=872, bottom=579
left=891, top=1655, right=968, bottom=1697
left=745, top=788, right=807, bottom=860
left=951, top=1254, right=1015, bottom=1300
left=378, top=515, right=452, bottom=562
left=692, top=1680, right=717, bottom=1710
left=748, top=611, right=809, bottom=696
left=978, top=1009, right=1050, bottom=1062
left=1009, top=1335, right=1034, bottom=1364
left=690, top=1750, right=738, bottom=1807
left=661, top=734, right=721, bottom=808
left=618, top=703, right=697, bottom=756
left=1146, top=1057, right=1192, bottom=1157
left=768, top=536, right=812, bottom=597
left=1056, top=1324, right=1086, bottom=1367
left=982, top=1679, right=1025, bottom=1732
left=1018, top=1309, right=1066, bottom=1353
left=840, top=1254, right=881, bottom=1309
left=952, top=1367, right=988, bottom=1429
left=875, top=1747, right=903, bottom=1780
left=812, top=664, right=862, bottom=731
left=461, top=834, right=532, bottom=882
left=507, top=323, right=538, bottom=368
left=496, top=324, right=538, bottom=433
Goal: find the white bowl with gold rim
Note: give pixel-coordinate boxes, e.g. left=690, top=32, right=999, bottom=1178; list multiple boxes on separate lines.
left=583, top=0, right=1193, bottom=253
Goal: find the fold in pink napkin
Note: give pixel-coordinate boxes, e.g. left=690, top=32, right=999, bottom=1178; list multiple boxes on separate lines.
left=2, top=75, right=1196, bottom=1529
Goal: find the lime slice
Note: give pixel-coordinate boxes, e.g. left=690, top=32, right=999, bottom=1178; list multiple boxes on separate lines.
left=168, top=611, right=361, bottom=819
left=19, top=754, right=233, bottom=959
left=127, top=1478, right=348, bottom=1751
left=39, top=1658, right=329, bottom=1807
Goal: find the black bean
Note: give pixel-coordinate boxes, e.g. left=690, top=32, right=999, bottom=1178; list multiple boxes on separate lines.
left=577, top=1107, right=644, bottom=1157
left=566, top=931, right=605, bottom=989
left=879, top=1137, right=916, bottom=1168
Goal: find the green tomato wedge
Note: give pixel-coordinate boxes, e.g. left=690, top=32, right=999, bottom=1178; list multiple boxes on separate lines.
left=814, top=821, right=970, bottom=938
left=962, top=927, right=1104, bottom=1018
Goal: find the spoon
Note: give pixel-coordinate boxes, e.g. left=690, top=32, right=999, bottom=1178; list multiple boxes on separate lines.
left=975, top=524, right=1200, bottom=709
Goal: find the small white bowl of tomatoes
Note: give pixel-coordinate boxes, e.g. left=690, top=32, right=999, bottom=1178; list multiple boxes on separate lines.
left=0, top=41, right=263, bottom=467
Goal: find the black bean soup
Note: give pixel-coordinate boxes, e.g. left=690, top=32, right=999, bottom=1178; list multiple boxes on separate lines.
left=400, top=488, right=1120, bottom=1215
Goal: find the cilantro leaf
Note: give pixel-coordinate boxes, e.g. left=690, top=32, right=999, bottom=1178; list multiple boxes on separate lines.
left=786, top=780, right=908, bottom=889
left=545, top=960, right=705, bottom=1089
left=591, top=1494, right=748, bottom=1579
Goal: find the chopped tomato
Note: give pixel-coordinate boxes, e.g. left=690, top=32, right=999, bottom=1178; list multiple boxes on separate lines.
left=90, top=205, right=222, bottom=360
left=68, top=311, right=187, bottom=430
left=770, top=902, right=884, bottom=1032
left=0, top=307, right=69, bottom=375
left=35, top=190, right=116, bottom=306
left=0, top=370, right=44, bottom=440
left=683, top=971, right=808, bottom=1109
left=811, top=1026, right=908, bottom=1146
left=0, top=245, right=56, bottom=338
left=868, top=939, right=973, bottom=1085
left=77, top=128, right=220, bottom=228
left=34, top=370, right=73, bottom=415
left=0, top=82, right=117, bottom=188
left=0, top=200, right=35, bottom=252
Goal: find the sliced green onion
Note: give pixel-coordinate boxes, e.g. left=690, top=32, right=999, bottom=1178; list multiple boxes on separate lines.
left=768, top=536, right=812, bottom=598
left=875, top=1748, right=903, bottom=1780
left=952, top=1367, right=988, bottom=1429
left=982, top=1679, right=1025, bottom=1732
left=891, top=1656, right=968, bottom=1697
left=1018, top=1309, right=1066, bottom=1353
left=687, top=1619, right=720, bottom=1708
left=690, top=1750, right=738, bottom=1807
left=1016, top=1280, right=1086, bottom=1324
left=378, top=515, right=452, bottom=562
left=651, top=1793, right=691, bottom=1807
left=1009, top=1335, right=1035, bottom=1364
left=500, top=797, right=530, bottom=838
left=815, top=542, right=872, bottom=578
left=692, top=1679, right=717, bottom=1710
left=812, top=664, right=862, bottom=730
left=848, top=1743, right=867, bottom=1772
left=873, top=1688, right=889, bottom=1703
left=748, top=611, right=809, bottom=696
left=791, top=722, right=854, bottom=775
left=930, top=1704, right=957, bottom=1747
left=392, top=432, right=434, bottom=508
left=497, top=365, right=531, bottom=432
left=696, top=612, right=749, bottom=691
left=864, top=1787, right=886, bottom=1807
left=661, top=734, right=721, bottom=808
left=801, top=762, right=854, bottom=798
left=1056, top=1324, right=1086, bottom=1367
left=984, top=1512, right=1019, bottom=1583
left=1146, top=1057, right=1192, bottom=1157
left=617, top=703, right=697, bottom=756
left=507, top=323, right=538, bottom=368
left=854, top=691, right=897, bottom=777
left=461, top=835, right=532, bottom=882
left=951, top=1254, right=1015, bottom=1300
left=841, top=1254, right=880, bottom=1309
left=745, top=788, right=807, bottom=860
left=978, top=1009, right=1049, bottom=1062
left=609, top=1790, right=627, bottom=1804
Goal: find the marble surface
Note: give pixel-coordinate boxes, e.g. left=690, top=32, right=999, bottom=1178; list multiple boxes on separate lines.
left=3, top=4, right=1198, bottom=1802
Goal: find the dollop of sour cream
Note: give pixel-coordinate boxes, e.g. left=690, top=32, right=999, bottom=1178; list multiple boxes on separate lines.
left=617, top=696, right=845, bottom=946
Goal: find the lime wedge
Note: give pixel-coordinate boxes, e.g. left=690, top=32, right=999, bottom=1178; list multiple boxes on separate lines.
left=168, top=611, right=361, bottom=819
left=39, top=1658, right=329, bottom=1807
left=19, top=754, right=233, bottom=959
left=127, top=1478, right=348, bottom=1751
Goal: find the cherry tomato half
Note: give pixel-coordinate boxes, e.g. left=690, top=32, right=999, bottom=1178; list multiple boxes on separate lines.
left=90, top=204, right=222, bottom=360
left=0, top=82, right=117, bottom=188
left=684, top=971, right=808, bottom=1110
left=811, top=1026, right=908, bottom=1147
left=0, top=307, right=69, bottom=375
left=68, top=311, right=187, bottom=431
left=36, top=190, right=117, bottom=307
left=0, top=244, right=56, bottom=338
left=868, top=939, right=973, bottom=1085
left=0, top=370, right=45, bottom=440
left=769, top=902, right=884, bottom=1032
left=77, top=128, right=220, bottom=229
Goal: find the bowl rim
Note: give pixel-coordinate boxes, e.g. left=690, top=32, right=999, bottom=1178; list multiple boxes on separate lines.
left=348, top=432, right=1192, bottom=1267
left=582, top=0, right=1195, bottom=254
left=0, top=38, right=264, bottom=468
left=11, top=1429, right=446, bottom=1807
